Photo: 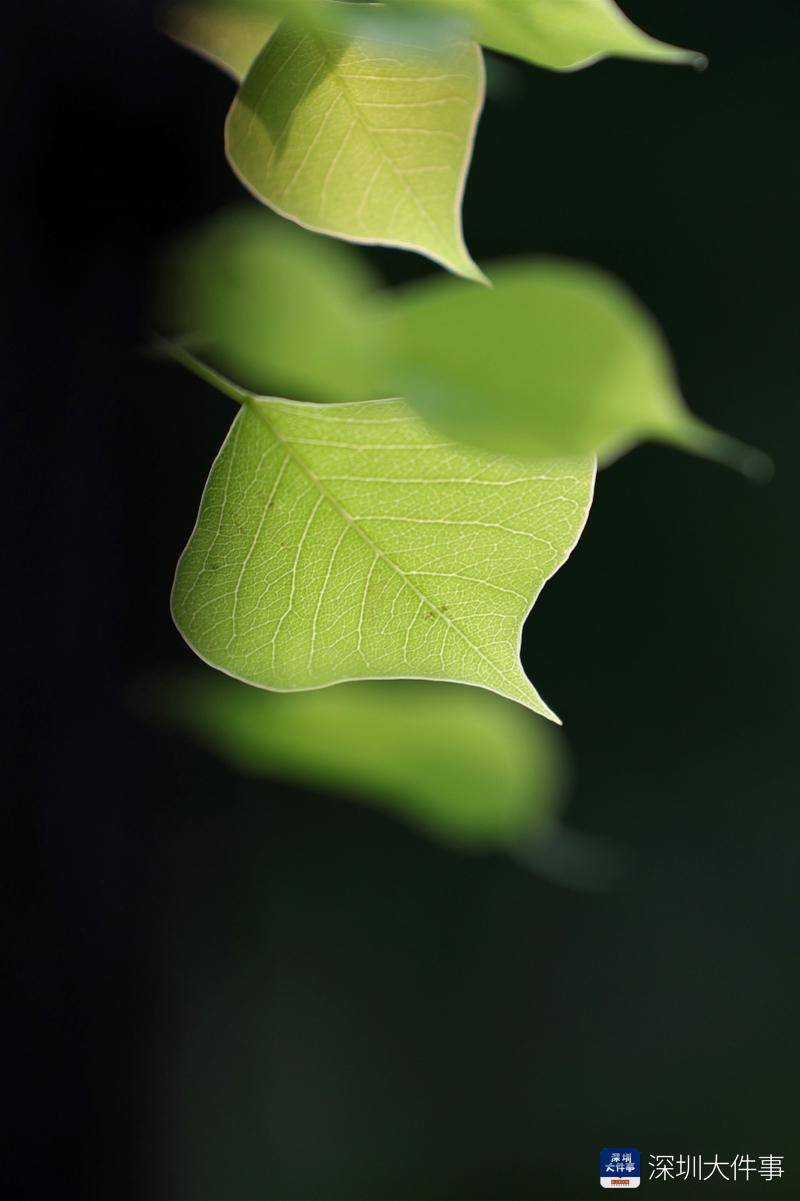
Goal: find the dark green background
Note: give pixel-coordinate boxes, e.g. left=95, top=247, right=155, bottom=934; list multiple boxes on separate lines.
left=4, top=2, right=797, bottom=1198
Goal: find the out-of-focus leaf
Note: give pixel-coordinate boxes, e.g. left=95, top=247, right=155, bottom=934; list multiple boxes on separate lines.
left=157, top=207, right=384, bottom=400
left=153, top=670, right=568, bottom=848
left=225, top=16, right=486, bottom=280
left=165, top=0, right=471, bottom=60
left=161, top=1, right=277, bottom=79
left=158, top=213, right=764, bottom=475
left=166, top=0, right=703, bottom=73
left=383, top=259, right=770, bottom=475
left=161, top=0, right=385, bottom=80
left=168, top=357, right=595, bottom=719
left=397, top=0, right=704, bottom=71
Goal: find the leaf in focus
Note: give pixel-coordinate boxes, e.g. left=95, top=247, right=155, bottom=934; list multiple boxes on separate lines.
left=384, top=259, right=770, bottom=476
left=160, top=1, right=278, bottom=80
left=396, top=0, right=705, bottom=71
left=225, top=16, right=486, bottom=279
left=171, top=383, right=595, bottom=719
left=157, top=206, right=384, bottom=400
left=153, top=670, right=568, bottom=848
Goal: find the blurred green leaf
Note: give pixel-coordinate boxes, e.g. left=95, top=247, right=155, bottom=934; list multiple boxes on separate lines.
left=397, top=0, right=704, bottom=71
left=161, top=0, right=388, bottom=80
left=158, top=216, right=765, bottom=474
left=165, top=0, right=703, bottom=73
left=161, top=1, right=277, bottom=79
left=153, top=670, right=568, bottom=848
left=225, top=15, right=486, bottom=280
left=158, top=207, right=384, bottom=400
left=168, top=353, right=595, bottom=719
left=383, top=259, right=770, bottom=475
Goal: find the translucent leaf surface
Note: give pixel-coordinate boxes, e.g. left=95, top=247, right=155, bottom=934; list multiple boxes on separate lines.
left=170, top=360, right=595, bottom=719
left=154, top=670, right=567, bottom=848
left=384, top=259, right=770, bottom=475
left=158, top=207, right=385, bottom=400
left=397, top=0, right=704, bottom=70
left=161, top=0, right=369, bottom=80
left=225, top=17, right=486, bottom=279
left=161, top=1, right=277, bottom=79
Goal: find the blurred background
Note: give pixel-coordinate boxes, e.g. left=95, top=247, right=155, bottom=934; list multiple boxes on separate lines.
left=3, top=1, right=798, bottom=1197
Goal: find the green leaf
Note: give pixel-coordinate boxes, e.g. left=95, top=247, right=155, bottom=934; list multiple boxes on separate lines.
left=225, top=17, right=486, bottom=280
left=160, top=0, right=372, bottom=79
left=152, top=670, right=567, bottom=848
left=383, top=259, right=770, bottom=476
left=157, top=206, right=385, bottom=400
left=161, top=1, right=278, bottom=80
left=397, top=0, right=705, bottom=71
left=169, top=353, right=595, bottom=719
left=157, top=217, right=765, bottom=476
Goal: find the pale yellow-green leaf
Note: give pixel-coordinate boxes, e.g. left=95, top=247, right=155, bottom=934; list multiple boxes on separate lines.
left=225, top=19, right=486, bottom=279
left=159, top=0, right=370, bottom=78
left=171, top=372, right=595, bottom=719
left=398, top=0, right=705, bottom=71
left=160, top=1, right=278, bottom=80
left=153, top=670, right=568, bottom=848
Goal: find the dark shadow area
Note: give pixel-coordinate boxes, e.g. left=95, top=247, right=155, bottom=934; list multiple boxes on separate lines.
left=234, top=22, right=346, bottom=164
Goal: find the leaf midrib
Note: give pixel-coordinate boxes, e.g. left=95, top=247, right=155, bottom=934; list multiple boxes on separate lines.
left=309, top=26, right=470, bottom=252
left=246, top=396, right=528, bottom=697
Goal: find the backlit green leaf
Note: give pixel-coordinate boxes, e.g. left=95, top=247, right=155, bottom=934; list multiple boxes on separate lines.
left=225, top=17, right=486, bottom=279
left=161, top=0, right=375, bottom=80
left=397, top=0, right=705, bottom=71
left=384, top=259, right=770, bottom=476
left=169, top=353, right=595, bottom=719
left=153, top=670, right=567, bottom=848
left=161, top=1, right=277, bottom=80
left=158, top=206, right=385, bottom=400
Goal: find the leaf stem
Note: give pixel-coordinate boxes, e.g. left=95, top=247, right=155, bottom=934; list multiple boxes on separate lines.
left=153, top=336, right=251, bottom=406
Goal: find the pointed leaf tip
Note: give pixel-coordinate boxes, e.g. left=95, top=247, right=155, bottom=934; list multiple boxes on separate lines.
left=383, top=260, right=760, bottom=473
left=171, top=392, right=595, bottom=716
left=397, top=0, right=705, bottom=73
left=226, top=19, right=485, bottom=279
left=668, top=418, right=773, bottom=482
